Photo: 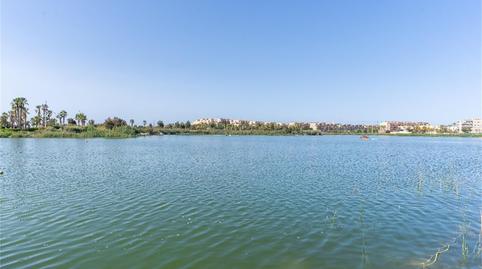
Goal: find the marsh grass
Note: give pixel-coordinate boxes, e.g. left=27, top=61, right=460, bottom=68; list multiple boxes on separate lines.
left=420, top=244, right=450, bottom=269
left=477, top=211, right=482, bottom=257
left=359, top=206, right=368, bottom=267
left=328, top=210, right=337, bottom=228
left=0, top=126, right=138, bottom=138
left=417, top=172, right=424, bottom=193
left=420, top=190, right=480, bottom=268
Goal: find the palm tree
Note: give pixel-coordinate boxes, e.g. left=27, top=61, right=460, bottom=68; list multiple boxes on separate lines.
left=58, top=110, right=67, bottom=125
left=75, top=113, right=87, bottom=126
left=35, top=105, right=41, bottom=119
left=10, top=97, right=29, bottom=129
left=129, top=119, right=134, bottom=127
left=143, top=120, right=147, bottom=127
left=31, top=115, right=41, bottom=128
left=39, top=103, right=52, bottom=128
left=0, top=112, right=10, bottom=128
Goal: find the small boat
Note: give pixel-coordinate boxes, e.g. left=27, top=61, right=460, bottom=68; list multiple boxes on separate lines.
left=360, top=135, right=369, bottom=141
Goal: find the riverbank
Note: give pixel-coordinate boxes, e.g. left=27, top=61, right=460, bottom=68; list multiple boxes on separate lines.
left=1, top=126, right=481, bottom=138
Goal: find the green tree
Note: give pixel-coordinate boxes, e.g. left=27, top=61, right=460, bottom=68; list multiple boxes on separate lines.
left=104, top=117, right=127, bottom=129
left=0, top=112, right=10, bottom=128
left=31, top=115, right=41, bottom=128
left=461, top=127, right=472, bottom=133
left=35, top=105, right=42, bottom=126
left=157, top=120, right=164, bottom=128
left=75, top=113, right=87, bottom=126
left=129, top=119, right=134, bottom=127
left=58, top=110, right=67, bottom=125
left=47, top=118, right=57, bottom=127
left=40, top=103, right=52, bottom=128
left=10, top=97, right=29, bottom=129
left=67, top=118, right=77, bottom=125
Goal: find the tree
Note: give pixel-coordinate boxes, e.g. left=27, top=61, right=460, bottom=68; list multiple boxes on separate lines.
left=157, top=120, right=164, bottom=128
left=104, top=117, right=127, bottom=129
left=47, top=118, right=57, bottom=127
left=75, top=113, right=87, bottom=126
left=35, top=105, right=42, bottom=126
left=58, top=110, right=67, bottom=125
left=40, top=103, right=52, bottom=128
left=143, top=120, right=147, bottom=127
left=10, top=97, right=29, bottom=129
left=67, top=118, right=77, bottom=125
left=0, top=112, right=10, bottom=128
left=88, top=119, right=95, bottom=126
left=129, top=119, right=134, bottom=127
left=462, top=126, right=472, bottom=133
left=185, top=121, right=191, bottom=129
left=31, top=115, right=41, bottom=128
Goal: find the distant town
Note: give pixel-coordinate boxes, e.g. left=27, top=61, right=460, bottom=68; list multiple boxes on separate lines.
left=192, top=118, right=482, bottom=134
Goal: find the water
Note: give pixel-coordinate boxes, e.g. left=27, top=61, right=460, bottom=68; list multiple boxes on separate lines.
left=1, top=136, right=481, bottom=269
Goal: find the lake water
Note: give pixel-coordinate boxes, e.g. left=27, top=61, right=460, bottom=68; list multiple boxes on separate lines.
left=1, top=136, right=481, bottom=269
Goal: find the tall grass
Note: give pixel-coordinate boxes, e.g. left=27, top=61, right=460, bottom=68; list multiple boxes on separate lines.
left=0, top=126, right=138, bottom=138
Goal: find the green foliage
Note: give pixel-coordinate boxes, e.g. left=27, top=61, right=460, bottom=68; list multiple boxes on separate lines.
left=0, top=125, right=137, bottom=138
left=104, top=117, right=127, bottom=129
left=67, top=118, right=77, bottom=125
left=75, top=112, right=88, bottom=126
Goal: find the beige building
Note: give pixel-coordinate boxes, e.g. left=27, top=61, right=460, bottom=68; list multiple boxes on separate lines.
left=379, top=121, right=430, bottom=133
left=449, top=118, right=482, bottom=133
left=309, top=122, right=319, bottom=131
left=470, top=118, right=482, bottom=133
left=192, top=118, right=222, bottom=125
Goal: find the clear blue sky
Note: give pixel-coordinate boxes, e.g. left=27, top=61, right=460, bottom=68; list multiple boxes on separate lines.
left=1, top=0, right=480, bottom=124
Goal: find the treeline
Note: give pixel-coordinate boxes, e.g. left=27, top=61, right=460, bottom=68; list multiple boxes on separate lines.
left=2, top=97, right=90, bottom=129
left=1, top=96, right=378, bottom=138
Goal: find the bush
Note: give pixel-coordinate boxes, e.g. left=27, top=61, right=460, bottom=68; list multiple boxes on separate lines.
left=104, top=117, right=127, bottom=129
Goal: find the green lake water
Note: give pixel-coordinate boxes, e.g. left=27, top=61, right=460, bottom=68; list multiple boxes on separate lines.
left=1, top=136, right=481, bottom=268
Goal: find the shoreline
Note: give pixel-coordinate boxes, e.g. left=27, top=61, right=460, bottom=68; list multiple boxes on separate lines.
left=1, top=127, right=481, bottom=139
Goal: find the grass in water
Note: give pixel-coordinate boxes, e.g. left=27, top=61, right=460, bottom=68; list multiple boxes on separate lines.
left=420, top=244, right=450, bottom=269
left=417, top=172, right=424, bottom=193
left=359, top=206, right=368, bottom=267
left=329, top=210, right=337, bottom=228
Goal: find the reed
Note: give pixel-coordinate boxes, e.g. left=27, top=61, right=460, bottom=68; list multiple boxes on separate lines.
left=420, top=244, right=450, bottom=268
left=359, top=206, right=368, bottom=266
left=417, top=172, right=424, bottom=193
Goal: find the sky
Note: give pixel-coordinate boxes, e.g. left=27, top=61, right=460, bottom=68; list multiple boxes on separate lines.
left=1, top=0, right=481, bottom=124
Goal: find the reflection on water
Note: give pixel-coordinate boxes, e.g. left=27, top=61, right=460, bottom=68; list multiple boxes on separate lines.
left=0, top=136, right=481, bottom=269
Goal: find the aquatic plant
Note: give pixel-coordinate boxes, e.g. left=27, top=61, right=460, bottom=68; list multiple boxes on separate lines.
left=420, top=244, right=450, bottom=268
left=417, top=172, right=424, bottom=193
left=359, top=206, right=368, bottom=266
left=329, top=210, right=337, bottom=228
left=461, top=231, right=469, bottom=261
left=476, top=211, right=482, bottom=257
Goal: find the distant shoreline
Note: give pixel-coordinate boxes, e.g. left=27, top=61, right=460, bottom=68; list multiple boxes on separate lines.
left=1, top=127, right=481, bottom=139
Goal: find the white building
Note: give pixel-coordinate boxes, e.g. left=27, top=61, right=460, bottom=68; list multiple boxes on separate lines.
left=309, top=122, right=319, bottom=131
left=471, top=118, right=482, bottom=133
left=192, top=118, right=222, bottom=125
left=449, top=118, right=482, bottom=133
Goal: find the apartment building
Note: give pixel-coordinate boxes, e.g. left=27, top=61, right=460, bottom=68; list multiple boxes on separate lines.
left=379, top=121, right=430, bottom=133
